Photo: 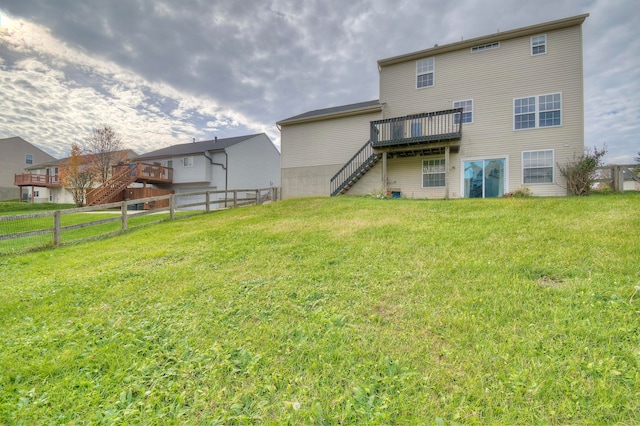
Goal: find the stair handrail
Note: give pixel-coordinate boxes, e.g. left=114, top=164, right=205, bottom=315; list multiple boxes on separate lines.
left=330, top=140, right=378, bottom=196
left=86, top=165, right=136, bottom=205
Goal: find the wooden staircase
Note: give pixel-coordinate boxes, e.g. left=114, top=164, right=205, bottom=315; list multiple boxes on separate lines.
left=86, top=166, right=138, bottom=206
left=330, top=140, right=379, bottom=196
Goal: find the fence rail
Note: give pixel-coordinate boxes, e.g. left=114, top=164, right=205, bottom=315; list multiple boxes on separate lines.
left=0, top=187, right=279, bottom=254
left=595, top=165, right=640, bottom=191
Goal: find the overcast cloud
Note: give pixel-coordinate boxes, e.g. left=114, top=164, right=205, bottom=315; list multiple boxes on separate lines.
left=0, top=0, right=638, bottom=163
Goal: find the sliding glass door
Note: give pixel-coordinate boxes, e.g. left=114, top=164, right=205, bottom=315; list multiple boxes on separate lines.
left=463, top=158, right=505, bottom=198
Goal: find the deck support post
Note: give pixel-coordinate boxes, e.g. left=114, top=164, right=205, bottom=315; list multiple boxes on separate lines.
left=444, top=145, right=450, bottom=199
left=382, top=152, right=388, bottom=195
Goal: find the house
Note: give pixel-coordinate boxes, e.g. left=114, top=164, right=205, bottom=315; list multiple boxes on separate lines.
left=0, top=137, right=56, bottom=201
left=15, top=149, right=138, bottom=204
left=278, top=14, right=589, bottom=199
left=133, top=133, right=281, bottom=207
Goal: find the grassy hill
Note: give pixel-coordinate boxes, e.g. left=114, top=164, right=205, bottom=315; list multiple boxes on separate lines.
left=1, top=194, right=638, bottom=424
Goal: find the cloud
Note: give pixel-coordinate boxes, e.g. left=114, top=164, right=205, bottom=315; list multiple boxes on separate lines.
left=0, top=0, right=638, bottom=163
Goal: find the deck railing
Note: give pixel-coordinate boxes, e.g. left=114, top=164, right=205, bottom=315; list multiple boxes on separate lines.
left=370, top=108, right=463, bottom=148
left=330, top=140, right=379, bottom=196
left=14, top=173, right=61, bottom=187
left=111, top=162, right=173, bottom=183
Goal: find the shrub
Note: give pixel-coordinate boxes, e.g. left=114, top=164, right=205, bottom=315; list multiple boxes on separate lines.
left=558, top=146, right=607, bottom=196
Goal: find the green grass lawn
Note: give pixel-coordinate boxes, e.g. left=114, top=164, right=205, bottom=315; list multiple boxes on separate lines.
left=0, top=194, right=638, bottom=424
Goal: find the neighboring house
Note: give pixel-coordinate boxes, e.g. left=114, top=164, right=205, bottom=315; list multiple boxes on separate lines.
left=134, top=133, right=281, bottom=207
left=15, top=149, right=138, bottom=204
left=0, top=137, right=56, bottom=201
left=278, top=14, right=588, bottom=199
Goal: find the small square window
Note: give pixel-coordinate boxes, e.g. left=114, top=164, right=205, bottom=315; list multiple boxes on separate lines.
left=453, top=100, right=473, bottom=124
left=183, top=157, right=194, bottom=167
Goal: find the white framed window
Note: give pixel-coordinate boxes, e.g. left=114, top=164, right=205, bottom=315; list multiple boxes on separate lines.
left=471, top=42, right=500, bottom=53
left=538, top=93, right=561, bottom=127
left=25, top=153, right=33, bottom=165
left=514, top=93, right=561, bottom=130
left=183, top=156, right=194, bottom=167
left=416, top=57, right=434, bottom=89
left=453, top=99, right=473, bottom=124
left=422, top=158, right=446, bottom=187
left=531, top=34, right=546, bottom=56
left=523, top=150, right=554, bottom=184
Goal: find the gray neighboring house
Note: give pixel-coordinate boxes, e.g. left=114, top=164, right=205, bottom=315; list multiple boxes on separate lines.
left=135, top=133, right=281, bottom=206
left=0, top=136, right=56, bottom=201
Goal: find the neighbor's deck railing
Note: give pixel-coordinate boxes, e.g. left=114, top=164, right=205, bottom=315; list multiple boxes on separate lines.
left=0, top=187, right=279, bottom=254
left=14, top=173, right=61, bottom=187
left=370, top=108, right=463, bottom=148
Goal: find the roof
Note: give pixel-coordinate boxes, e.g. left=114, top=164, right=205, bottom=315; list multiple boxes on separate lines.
left=378, top=13, right=589, bottom=67
left=135, top=134, right=263, bottom=160
left=27, top=149, right=138, bottom=169
left=277, top=100, right=381, bottom=126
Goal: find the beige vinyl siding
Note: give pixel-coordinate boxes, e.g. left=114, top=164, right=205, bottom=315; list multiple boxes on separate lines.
left=280, top=111, right=382, bottom=198
left=280, top=111, right=381, bottom=169
left=379, top=25, right=584, bottom=197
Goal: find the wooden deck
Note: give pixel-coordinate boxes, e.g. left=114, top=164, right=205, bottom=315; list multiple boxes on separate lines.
left=111, top=162, right=173, bottom=184
left=14, top=173, right=61, bottom=187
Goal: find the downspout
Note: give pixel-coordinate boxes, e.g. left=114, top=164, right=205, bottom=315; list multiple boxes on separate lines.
left=203, top=150, right=228, bottom=207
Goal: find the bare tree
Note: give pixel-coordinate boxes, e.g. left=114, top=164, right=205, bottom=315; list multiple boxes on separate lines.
left=59, top=143, right=94, bottom=207
left=85, top=126, right=128, bottom=183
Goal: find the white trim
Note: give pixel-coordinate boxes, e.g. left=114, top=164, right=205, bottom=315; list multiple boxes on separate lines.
left=471, top=42, right=500, bottom=53
left=416, top=57, right=435, bottom=89
left=522, top=149, right=555, bottom=184
left=460, top=155, right=510, bottom=198
left=531, top=34, right=547, bottom=56
left=513, top=92, right=562, bottom=130
left=453, top=99, right=474, bottom=124
left=421, top=157, right=446, bottom=188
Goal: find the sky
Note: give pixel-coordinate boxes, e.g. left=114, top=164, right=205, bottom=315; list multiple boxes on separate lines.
left=0, top=0, right=638, bottom=164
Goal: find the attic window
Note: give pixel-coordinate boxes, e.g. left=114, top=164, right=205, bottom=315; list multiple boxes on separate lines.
left=471, top=42, right=500, bottom=53
left=25, top=153, right=33, bottom=165
left=183, top=156, right=194, bottom=167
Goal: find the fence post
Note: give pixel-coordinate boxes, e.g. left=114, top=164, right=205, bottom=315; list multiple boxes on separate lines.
left=170, top=194, right=175, bottom=220
left=121, top=201, right=128, bottom=231
left=53, top=210, right=61, bottom=246
left=256, top=190, right=260, bottom=205
left=233, top=190, right=237, bottom=208
left=205, top=191, right=210, bottom=213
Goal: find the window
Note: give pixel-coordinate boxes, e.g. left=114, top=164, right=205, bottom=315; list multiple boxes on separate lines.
left=167, top=160, right=173, bottom=168
left=416, top=57, right=434, bottom=88
left=523, top=150, right=554, bottom=183
left=514, top=93, right=561, bottom=129
left=531, top=34, right=546, bottom=55
left=453, top=99, right=473, bottom=124
left=471, top=42, right=500, bottom=53
left=538, top=93, right=561, bottom=127
left=183, top=157, right=194, bottom=167
left=422, top=158, right=446, bottom=187
left=25, top=153, right=33, bottom=165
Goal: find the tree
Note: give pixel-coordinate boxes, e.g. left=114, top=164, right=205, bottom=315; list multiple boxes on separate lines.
left=59, top=143, right=94, bottom=207
left=558, top=145, right=607, bottom=196
left=85, top=125, right=127, bottom=183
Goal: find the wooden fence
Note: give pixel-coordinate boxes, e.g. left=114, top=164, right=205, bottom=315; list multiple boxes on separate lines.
left=0, top=187, right=279, bottom=254
left=595, top=165, right=640, bottom=191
